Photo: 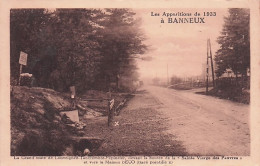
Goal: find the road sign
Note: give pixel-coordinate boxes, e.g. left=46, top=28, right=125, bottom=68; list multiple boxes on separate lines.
left=19, top=51, right=28, bottom=66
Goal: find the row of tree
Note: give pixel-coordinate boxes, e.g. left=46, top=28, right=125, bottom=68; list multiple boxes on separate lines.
left=11, top=9, right=147, bottom=92
left=215, top=8, right=250, bottom=80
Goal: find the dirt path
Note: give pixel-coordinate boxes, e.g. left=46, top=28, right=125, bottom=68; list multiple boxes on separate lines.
left=83, top=86, right=249, bottom=156
left=145, top=85, right=250, bottom=156
left=83, top=90, right=188, bottom=156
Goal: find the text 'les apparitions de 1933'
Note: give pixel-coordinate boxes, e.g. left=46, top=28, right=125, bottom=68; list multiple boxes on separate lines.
left=151, top=11, right=217, bottom=24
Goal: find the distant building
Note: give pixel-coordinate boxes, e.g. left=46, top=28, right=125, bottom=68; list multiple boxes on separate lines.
left=219, top=68, right=250, bottom=78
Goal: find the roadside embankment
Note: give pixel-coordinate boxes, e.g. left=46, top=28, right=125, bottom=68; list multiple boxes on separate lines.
left=11, top=86, right=130, bottom=156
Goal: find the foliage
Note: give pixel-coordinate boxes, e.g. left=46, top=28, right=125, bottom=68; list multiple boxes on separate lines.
left=10, top=9, right=50, bottom=84
left=170, top=75, right=182, bottom=85
left=10, top=9, right=147, bottom=92
left=46, top=9, right=104, bottom=92
left=97, top=9, right=147, bottom=90
left=215, top=8, right=250, bottom=77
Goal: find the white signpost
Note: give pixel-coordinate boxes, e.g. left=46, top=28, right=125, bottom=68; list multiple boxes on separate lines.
left=18, top=51, right=28, bottom=86
left=19, top=51, right=28, bottom=66
left=110, top=99, right=115, bottom=110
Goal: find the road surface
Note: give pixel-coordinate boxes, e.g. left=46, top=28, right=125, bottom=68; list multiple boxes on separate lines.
left=132, top=85, right=250, bottom=156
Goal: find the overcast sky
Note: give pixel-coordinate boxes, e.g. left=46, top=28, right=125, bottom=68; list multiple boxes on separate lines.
left=134, top=8, right=228, bottom=80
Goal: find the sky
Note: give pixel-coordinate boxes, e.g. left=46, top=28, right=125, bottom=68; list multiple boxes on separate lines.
left=134, top=8, right=228, bottom=81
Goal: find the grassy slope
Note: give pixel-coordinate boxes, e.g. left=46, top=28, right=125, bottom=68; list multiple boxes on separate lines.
left=11, top=86, right=75, bottom=156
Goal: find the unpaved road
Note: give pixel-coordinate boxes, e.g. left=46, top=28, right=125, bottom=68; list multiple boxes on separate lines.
left=85, top=85, right=249, bottom=156
left=143, top=85, right=250, bottom=156
left=84, top=89, right=188, bottom=156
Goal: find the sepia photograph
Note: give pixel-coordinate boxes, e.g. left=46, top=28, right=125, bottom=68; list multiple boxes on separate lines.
left=9, top=7, right=250, bottom=156
left=1, top=0, right=260, bottom=165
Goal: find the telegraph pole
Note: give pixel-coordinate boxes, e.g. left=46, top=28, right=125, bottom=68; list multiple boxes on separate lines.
left=208, top=39, right=215, bottom=88
left=206, top=38, right=215, bottom=94
left=206, top=39, right=209, bottom=94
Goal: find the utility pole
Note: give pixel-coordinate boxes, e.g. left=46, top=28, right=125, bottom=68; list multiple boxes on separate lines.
left=206, top=38, right=215, bottom=94
left=208, top=39, right=215, bottom=88
left=206, top=39, right=209, bottom=94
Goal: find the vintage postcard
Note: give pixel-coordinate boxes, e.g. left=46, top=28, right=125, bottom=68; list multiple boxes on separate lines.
left=0, top=0, right=260, bottom=166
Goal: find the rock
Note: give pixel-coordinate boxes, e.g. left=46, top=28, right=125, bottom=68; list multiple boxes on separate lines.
left=83, top=148, right=91, bottom=156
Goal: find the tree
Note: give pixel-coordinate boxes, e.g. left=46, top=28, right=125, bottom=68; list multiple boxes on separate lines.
left=47, top=9, right=104, bottom=92
left=10, top=8, right=147, bottom=92
left=10, top=9, right=50, bottom=85
left=97, top=9, right=147, bottom=91
left=170, top=75, right=182, bottom=85
left=215, top=8, right=250, bottom=78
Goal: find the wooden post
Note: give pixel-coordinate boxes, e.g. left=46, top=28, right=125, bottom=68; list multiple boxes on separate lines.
left=18, top=51, right=28, bottom=86
left=206, top=39, right=209, bottom=94
left=107, top=89, right=112, bottom=126
left=108, top=100, right=111, bottom=126
left=70, top=86, right=76, bottom=108
left=108, top=98, right=115, bottom=127
left=208, top=39, right=215, bottom=88
left=18, top=64, right=23, bottom=86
